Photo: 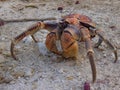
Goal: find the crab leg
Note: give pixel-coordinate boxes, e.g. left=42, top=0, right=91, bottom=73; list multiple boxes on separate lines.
left=79, top=21, right=118, bottom=62
left=85, top=38, right=96, bottom=83
left=0, top=17, right=56, bottom=26
left=94, top=38, right=103, bottom=48
left=31, top=35, right=38, bottom=43
left=11, top=21, right=58, bottom=60
left=95, top=30, right=118, bottom=63
left=93, top=29, right=117, bottom=62
left=90, top=28, right=117, bottom=62
left=80, top=27, right=96, bottom=83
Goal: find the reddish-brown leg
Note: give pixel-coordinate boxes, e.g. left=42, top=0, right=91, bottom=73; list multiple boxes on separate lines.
left=85, top=38, right=96, bottom=83
left=95, top=30, right=118, bottom=63
left=80, top=27, right=96, bottom=83
left=79, top=21, right=117, bottom=62
left=11, top=21, right=58, bottom=60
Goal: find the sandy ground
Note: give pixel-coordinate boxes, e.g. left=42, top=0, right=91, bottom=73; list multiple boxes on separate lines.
left=0, top=0, right=120, bottom=90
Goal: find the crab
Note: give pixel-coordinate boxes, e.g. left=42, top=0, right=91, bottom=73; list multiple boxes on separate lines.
left=3, top=14, right=117, bottom=83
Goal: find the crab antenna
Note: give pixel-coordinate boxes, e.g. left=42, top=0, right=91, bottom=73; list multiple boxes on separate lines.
left=0, top=17, right=56, bottom=26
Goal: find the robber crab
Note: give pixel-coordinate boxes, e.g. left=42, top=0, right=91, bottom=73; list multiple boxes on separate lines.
left=1, top=14, right=118, bottom=83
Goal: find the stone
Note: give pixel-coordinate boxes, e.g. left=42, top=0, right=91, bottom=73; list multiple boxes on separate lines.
left=0, top=55, right=5, bottom=63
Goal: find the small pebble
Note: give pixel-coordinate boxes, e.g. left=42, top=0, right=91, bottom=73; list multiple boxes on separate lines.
left=57, top=7, right=63, bottom=11
left=75, top=1, right=80, bottom=4
left=84, top=82, right=90, bottom=90
left=109, top=25, right=116, bottom=31
left=103, top=53, right=107, bottom=57
left=57, top=6, right=63, bottom=13
left=0, top=55, right=5, bottom=63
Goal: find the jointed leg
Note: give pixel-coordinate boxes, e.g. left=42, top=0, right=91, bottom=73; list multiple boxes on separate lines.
left=11, top=21, right=58, bottom=60
left=79, top=21, right=103, bottom=48
left=95, top=30, right=118, bottom=63
left=87, top=24, right=118, bottom=62
left=31, top=35, right=38, bottom=43
left=85, top=38, right=96, bottom=83
left=80, top=27, right=96, bottom=82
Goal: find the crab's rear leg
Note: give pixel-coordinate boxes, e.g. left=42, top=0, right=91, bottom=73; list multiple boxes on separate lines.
left=89, top=26, right=117, bottom=62
left=11, top=21, right=58, bottom=60
left=79, top=21, right=118, bottom=62
left=95, top=30, right=118, bottom=62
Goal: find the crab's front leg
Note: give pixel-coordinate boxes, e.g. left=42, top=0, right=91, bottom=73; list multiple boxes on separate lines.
left=11, top=21, right=58, bottom=60
left=81, top=27, right=96, bottom=83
